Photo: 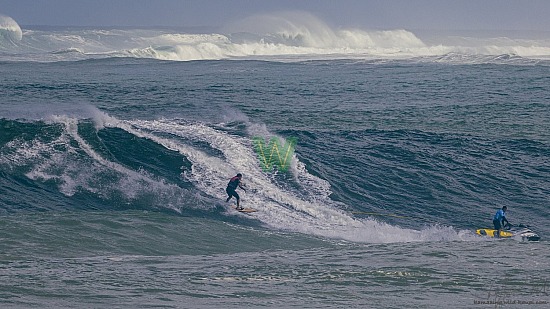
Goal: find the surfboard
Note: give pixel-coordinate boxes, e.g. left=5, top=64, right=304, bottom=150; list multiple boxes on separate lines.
left=232, top=205, right=257, bottom=213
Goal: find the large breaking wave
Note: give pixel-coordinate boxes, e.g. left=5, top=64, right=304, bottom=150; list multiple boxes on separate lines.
left=0, top=106, right=478, bottom=243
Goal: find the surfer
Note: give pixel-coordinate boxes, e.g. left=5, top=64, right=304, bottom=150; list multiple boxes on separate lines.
left=225, top=173, right=246, bottom=210
left=493, top=206, right=510, bottom=237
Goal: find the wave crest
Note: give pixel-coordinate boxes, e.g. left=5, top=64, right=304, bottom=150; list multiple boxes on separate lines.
left=226, top=11, right=425, bottom=50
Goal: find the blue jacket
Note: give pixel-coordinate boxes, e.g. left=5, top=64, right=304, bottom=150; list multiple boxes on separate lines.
left=493, top=209, right=506, bottom=222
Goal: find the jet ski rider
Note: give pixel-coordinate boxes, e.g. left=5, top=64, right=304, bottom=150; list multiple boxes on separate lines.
left=493, top=206, right=510, bottom=237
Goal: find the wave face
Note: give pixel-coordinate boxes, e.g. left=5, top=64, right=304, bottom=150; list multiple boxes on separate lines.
left=1, top=12, right=550, bottom=63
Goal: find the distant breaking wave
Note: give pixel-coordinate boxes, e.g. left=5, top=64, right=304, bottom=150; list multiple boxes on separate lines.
left=1, top=11, right=550, bottom=64
left=0, top=14, right=23, bottom=43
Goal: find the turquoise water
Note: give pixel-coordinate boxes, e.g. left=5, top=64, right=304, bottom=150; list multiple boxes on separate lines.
left=1, top=26, right=550, bottom=308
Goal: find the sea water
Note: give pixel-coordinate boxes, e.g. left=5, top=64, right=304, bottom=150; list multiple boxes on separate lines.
left=1, top=15, right=550, bottom=309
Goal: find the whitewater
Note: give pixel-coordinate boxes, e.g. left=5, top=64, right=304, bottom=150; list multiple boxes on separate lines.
left=1, top=12, right=550, bottom=63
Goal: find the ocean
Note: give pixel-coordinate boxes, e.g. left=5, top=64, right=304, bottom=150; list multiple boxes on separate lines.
left=1, top=15, right=550, bottom=308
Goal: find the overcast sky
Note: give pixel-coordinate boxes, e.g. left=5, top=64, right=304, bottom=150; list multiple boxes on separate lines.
left=1, top=0, right=549, bottom=31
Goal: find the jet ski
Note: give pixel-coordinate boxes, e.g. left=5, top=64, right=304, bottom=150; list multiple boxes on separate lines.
left=476, top=224, right=540, bottom=241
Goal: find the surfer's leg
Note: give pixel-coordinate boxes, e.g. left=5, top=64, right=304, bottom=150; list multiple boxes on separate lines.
left=234, top=192, right=241, bottom=209
left=493, top=220, right=501, bottom=238
left=225, top=188, right=232, bottom=202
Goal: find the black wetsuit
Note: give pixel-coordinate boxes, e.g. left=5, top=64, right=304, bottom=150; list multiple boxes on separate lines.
left=225, top=176, right=241, bottom=202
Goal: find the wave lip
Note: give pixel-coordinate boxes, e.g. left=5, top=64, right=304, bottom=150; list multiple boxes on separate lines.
left=0, top=14, right=22, bottom=41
